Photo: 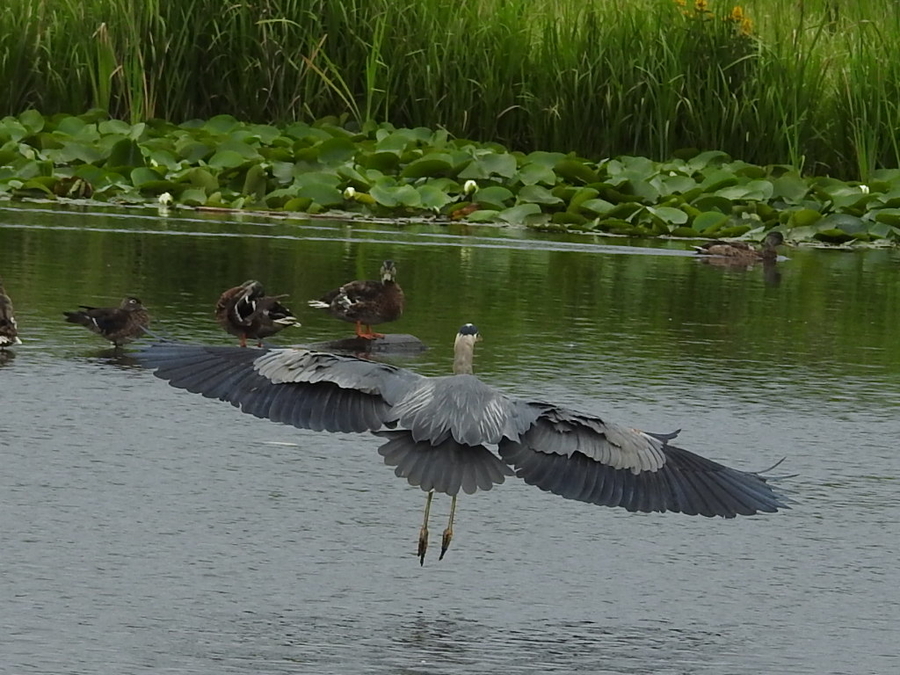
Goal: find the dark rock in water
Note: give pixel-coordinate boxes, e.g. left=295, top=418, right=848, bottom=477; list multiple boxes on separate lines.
left=306, top=333, right=427, bottom=355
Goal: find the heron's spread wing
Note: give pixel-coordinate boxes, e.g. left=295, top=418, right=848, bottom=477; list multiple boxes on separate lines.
left=498, top=403, right=787, bottom=518
left=376, top=430, right=513, bottom=496
left=253, top=347, right=422, bottom=401
left=138, top=343, right=393, bottom=432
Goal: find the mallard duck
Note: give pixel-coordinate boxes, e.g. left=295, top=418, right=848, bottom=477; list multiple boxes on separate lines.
left=63, top=297, right=150, bottom=347
left=0, top=279, right=21, bottom=348
left=694, top=230, right=785, bottom=263
left=308, top=260, right=405, bottom=339
left=215, top=280, right=300, bottom=347
left=139, top=324, right=788, bottom=564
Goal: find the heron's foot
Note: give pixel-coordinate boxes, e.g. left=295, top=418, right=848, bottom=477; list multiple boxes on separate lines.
left=417, top=525, right=429, bottom=566
left=239, top=335, right=248, bottom=348
left=439, top=526, right=453, bottom=561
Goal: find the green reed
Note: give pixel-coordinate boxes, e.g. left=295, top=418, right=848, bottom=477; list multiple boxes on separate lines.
left=2, top=0, right=900, bottom=180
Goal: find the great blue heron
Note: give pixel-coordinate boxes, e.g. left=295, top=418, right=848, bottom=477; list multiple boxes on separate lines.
left=63, top=297, right=150, bottom=347
left=139, top=323, right=788, bottom=563
left=308, top=260, right=405, bottom=339
left=0, top=279, right=21, bottom=348
left=216, top=280, right=300, bottom=347
left=694, top=230, right=785, bottom=263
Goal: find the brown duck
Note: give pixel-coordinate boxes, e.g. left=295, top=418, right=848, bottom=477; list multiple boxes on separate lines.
left=694, top=230, right=785, bottom=264
left=0, top=279, right=21, bottom=348
left=63, top=296, right=150, bottom=347
left=215, top=280, right=300, bottom=347
left=308, top=260, right=405, bottom=339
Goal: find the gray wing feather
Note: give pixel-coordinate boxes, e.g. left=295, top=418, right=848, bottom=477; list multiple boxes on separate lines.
left=376, top=430, right=513, bottom=496
left=387, top=375, right=538, bottom=446
left=253, top=348, right=421, bottom=402
left=498, top=404, right=787, bottom=517
left=138, top=344, right=389, bottom=433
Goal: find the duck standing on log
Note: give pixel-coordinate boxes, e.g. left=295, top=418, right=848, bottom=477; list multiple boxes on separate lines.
left=309, top=260, right=404, bottom=339
left=216, top=280, right=300, bottom=347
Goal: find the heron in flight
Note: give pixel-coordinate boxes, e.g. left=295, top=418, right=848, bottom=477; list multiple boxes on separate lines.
left=138, top=324, right=788, bottom=563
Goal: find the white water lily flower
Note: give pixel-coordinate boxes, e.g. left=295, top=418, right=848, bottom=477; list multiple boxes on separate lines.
left=463, top=179, right=478, bottom=195
left=343, top=186, right=356, bottom=200
left=860, top=184, right=870, bottom=194
left=158, top=192, right=173, bottom=205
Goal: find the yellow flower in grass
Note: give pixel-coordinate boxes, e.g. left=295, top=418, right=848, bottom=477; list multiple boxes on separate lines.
left=729, top=6, right=744, bottom=22
left=740, top=16, right=753, bottom=35
left=695, top=0, right=709, bottom=12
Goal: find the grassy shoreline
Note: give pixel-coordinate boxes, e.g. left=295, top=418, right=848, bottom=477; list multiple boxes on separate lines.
left=2, top=1, right=900, bottom=181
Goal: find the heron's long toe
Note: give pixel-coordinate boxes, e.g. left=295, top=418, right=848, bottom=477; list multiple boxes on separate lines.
left=439, top=526, right=453, bottom=561
left=418, top=526, right=429, bottom=566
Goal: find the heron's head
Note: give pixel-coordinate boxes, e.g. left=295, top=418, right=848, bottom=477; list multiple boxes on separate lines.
left=380, top=260, right=397, bottom=283
left=455, top=323, right=482, bottom=347
left=121, top=297, right=144, bottom=310
left=763, top=231, right=784, bottom=249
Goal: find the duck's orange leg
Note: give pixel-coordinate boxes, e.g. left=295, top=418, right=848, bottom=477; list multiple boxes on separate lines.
left=355, top=322, right=384, bottom=340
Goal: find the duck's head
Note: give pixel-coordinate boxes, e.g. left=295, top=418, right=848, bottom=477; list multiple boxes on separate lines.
left=763, top=231, right=785, bottom=249
left=121, top=297, right=145, bottom=310
left=380, top=260, right=398, bottom=283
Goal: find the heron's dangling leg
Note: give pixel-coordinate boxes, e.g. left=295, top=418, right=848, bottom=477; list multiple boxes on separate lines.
left=439, top=494, right=457, bottom=561
left=239, top=333, right=248, bottom=348
left=418, top=490, right=434, bottom=566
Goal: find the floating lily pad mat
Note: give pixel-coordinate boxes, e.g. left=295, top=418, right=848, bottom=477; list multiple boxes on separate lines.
left=1, top=110, right=898, bottom=244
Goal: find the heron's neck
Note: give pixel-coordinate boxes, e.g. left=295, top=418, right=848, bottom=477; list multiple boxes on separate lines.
left=453, top=339, right=475, bottom=375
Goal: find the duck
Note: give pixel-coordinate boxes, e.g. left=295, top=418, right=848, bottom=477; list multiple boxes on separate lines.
left=308, top=260, right=404, bottom=339
left=138, top=324, right=788, bottom=565
left=215, top=280, right=301, bottom=347
left=694, top=230, right=785, bottom=264
left=0, top=279, right=21, bottom=348
left=63, top=297, right=150, bottom=347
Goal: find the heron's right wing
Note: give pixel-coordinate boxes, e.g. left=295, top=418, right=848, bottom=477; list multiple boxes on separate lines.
left=138, top=343, right=419, bottom=433
left=498, top=402, right=788, bottom=518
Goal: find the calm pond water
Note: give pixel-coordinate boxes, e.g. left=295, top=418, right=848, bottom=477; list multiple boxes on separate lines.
left=1, top=203, right=898, bottom=674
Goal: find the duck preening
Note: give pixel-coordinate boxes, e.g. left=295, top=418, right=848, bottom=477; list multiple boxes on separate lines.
left=63, top=297, right=149, bottom=347
left=308, top=260, right=404, bottom=339
left=215, top=280, right=300, bottom=347
left=695, top=230, right=785, bottom=263
left=0, top=279, right=21, bottom=348
left=138, top=324, right=788, bottom=564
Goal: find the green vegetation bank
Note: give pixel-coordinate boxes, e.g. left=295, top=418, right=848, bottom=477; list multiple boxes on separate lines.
left=2, top=0, right=900, bottom=242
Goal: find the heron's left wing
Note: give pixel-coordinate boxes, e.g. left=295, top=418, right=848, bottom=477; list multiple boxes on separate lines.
left=137, top=343, right=412, bottom=433
left=498, top=403, right=788, bottom=518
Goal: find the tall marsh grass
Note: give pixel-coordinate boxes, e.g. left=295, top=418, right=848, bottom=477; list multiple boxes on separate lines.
left=2, top=0, right=900, bottom=179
